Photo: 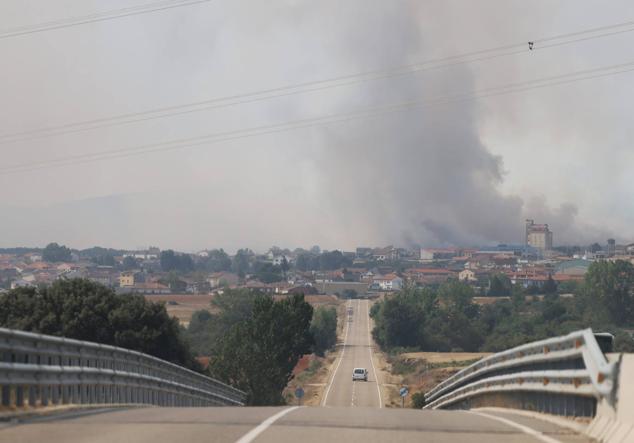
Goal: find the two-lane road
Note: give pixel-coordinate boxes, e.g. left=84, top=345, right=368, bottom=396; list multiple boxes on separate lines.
left=322, top=299, right=382, bottom=408
left=0, top=298, right=593, bottom=442
left=0, top=405, right=591, bottom=442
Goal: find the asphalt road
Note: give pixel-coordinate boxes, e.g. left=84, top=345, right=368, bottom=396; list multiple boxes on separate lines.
left=0, top=298, right=592, bottom=443
left=0, top=406, right=591, bottom=442
left=321, top=299, right=383, bottom=408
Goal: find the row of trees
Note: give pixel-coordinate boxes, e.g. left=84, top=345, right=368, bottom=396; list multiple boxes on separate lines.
left=295, top=250, right=353, bottom=271
left=0, top=280, right=339, bottom=405
left=371, top=260, right=634, bottom=353
left=38, top=243, right=351, bottom=282
left=0, top=279, right=199, bottom=369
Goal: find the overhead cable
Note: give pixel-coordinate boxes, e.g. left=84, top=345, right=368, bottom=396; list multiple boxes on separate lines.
left=0, top=0, right=212, bottom=40
left=1, top=19, right=634, bottom=145
left=2, top=59, right=634, bottom=176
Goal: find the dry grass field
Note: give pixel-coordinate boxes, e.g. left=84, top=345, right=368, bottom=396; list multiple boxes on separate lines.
left=400, top=352, right=491, bottom=364
left=148, top=293, right=343, bottom=326
left=144, top=294, right=215, bottom=326
left=378, top=351, right=491, bottom=407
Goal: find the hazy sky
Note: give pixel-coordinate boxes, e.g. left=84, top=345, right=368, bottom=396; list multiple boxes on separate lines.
left=1, top=0, right=633, bottom=252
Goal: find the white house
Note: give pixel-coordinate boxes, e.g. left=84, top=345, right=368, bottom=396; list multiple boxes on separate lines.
left=372, top=274, right=403, bottom=291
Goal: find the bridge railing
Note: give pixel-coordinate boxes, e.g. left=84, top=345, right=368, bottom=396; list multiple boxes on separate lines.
left=0, top=327, right=246, bottom=408
left=424, top=328, right=616, bottom=416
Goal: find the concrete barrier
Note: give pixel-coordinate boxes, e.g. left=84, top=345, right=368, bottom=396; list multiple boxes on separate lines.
left=586, top=354, right=634, bottom=443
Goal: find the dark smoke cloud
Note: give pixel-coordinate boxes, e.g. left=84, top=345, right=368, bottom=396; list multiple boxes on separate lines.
left=0, top=0, right=625, bottom=250
left=296, top=1, right=524, bottom=247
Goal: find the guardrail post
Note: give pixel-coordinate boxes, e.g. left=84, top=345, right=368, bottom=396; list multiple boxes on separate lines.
left=28, top=386, right=37, bottom=407
left=88, top=385, right=94, bottom=403
left=80, top=384, right=88, bottom=404
left=1, top=385, right=10, bottom=407
left=62, top=385, right=70, bottom=404
left=51, top=385, right=59, bottom=405
left=16, top=385, right=24, bottom=407
left=41, top=386, right=49, bottom=406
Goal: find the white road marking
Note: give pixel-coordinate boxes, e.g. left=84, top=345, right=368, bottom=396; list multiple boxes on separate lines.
left=469, top=411, right=563, bottom=443
left=351, top=377, right=356, bottom=407
left=235, top=406, right=300, bottom=443
left=321, top=300, right=352, bottom=406
left=366, top=300, right=383, bottom=408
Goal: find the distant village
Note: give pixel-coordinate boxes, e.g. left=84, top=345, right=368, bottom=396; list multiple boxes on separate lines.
left=2, top=220, right=634, bottom=304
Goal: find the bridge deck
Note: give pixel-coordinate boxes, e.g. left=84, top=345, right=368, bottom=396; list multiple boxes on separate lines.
left=0, top=406, right=591, bottom=443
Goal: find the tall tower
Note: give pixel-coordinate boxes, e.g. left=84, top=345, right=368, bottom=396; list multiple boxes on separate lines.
left=525, top=219, right=534, bottom=245
left=525, top=219, right=553, bottom=251
left=607, top=238, right=616, bottom=257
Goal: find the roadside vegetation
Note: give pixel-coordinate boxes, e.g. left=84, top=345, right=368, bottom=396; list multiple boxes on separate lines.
left=310, top=306, right=338, bottom=356
left=371, top=260, right=634, bottom=354
left=185, top=289, right=338, bottom=405
left=0, top=278, right=200, bottom=370
left=208, top=293, right=314, bottom=405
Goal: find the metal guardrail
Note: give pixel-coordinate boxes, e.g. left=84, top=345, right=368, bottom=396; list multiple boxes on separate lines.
left=424, top=329, right=616, bottom=416
left=0, top=327, right=246, bottom=408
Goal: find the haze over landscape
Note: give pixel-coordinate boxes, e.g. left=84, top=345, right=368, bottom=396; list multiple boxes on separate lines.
left=1, top=0, right=634, bottom=251
left=4, top=3, right=634, bottom=442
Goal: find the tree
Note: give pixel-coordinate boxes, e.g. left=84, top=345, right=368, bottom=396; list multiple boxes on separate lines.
left=371, top=286, right=426, bottom=348
left=541, top=294, right=567, bottom=321
left=295, top=254, right=310, bottom=271
left=161, top=271, right=187, bottom=292
left=310, top=306, right=337, bottom=356
left=187, top=310, right=214, bottom=355
left=280, top=257, right=290, bottom=278
left=585, top=260, right=634, bottom=326
left=318, top=250, right=352, bottom=270
left=232, top=249, right=252, bottom=277
left=186, top=289, right=262, bottom=355
left=122, top=255, right=139, bottom=270
left=488, top=274, right=511, bottom=297
left=42, top=243, right=72, bottom=262
left=411, top=392, right=426, bottom=408
left=91, top=254, right=115, bottom=267
left=160, top=250, right=194, bottom=273
left=0, top=278, right=199, bottom=369
left=253, top=262, right=284, bottom=283
left=209, top=294, right=313, bottom=405
left=195, top=249, right=232, bottom=272
left=543, top=274, right=558, bottom=295
left=436, top=281, right=483, bottom=351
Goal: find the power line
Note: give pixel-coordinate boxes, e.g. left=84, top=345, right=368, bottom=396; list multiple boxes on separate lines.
left=2, top=18, right=634, bottom=145
left=0, top=0, right=212, bottom=40
left=3, top=59, right=634, bottom=176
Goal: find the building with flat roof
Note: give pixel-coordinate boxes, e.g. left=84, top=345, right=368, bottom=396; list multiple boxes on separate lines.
left=525, top=219, right=553, bottom=251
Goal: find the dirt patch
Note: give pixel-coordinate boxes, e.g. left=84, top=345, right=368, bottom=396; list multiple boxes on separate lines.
left=378, top=352, right=489, bottom=408
left=304, top=294, right=340, bottom=307
left=401, top=352, right=491, bottom=364
left=144, top=294, right=215, bottom=326
left=285, top=353, right=336, bottom=406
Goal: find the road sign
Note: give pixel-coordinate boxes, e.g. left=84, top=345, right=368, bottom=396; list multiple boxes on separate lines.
left=295, top=387, right=304, bottom=399
left=400, top=386, right=409, bottom=408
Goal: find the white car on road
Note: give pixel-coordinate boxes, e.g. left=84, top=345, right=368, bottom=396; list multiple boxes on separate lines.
left=352, top=367, right=368, bottom=381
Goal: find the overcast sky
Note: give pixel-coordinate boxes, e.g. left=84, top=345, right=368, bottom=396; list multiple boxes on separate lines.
left=1, top=0, right=633, bottom=252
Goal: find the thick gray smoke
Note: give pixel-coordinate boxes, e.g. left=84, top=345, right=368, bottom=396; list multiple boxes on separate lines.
left=0, top=0, right=627, bottom=250
left=287, top=1, right=525, bottom=247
